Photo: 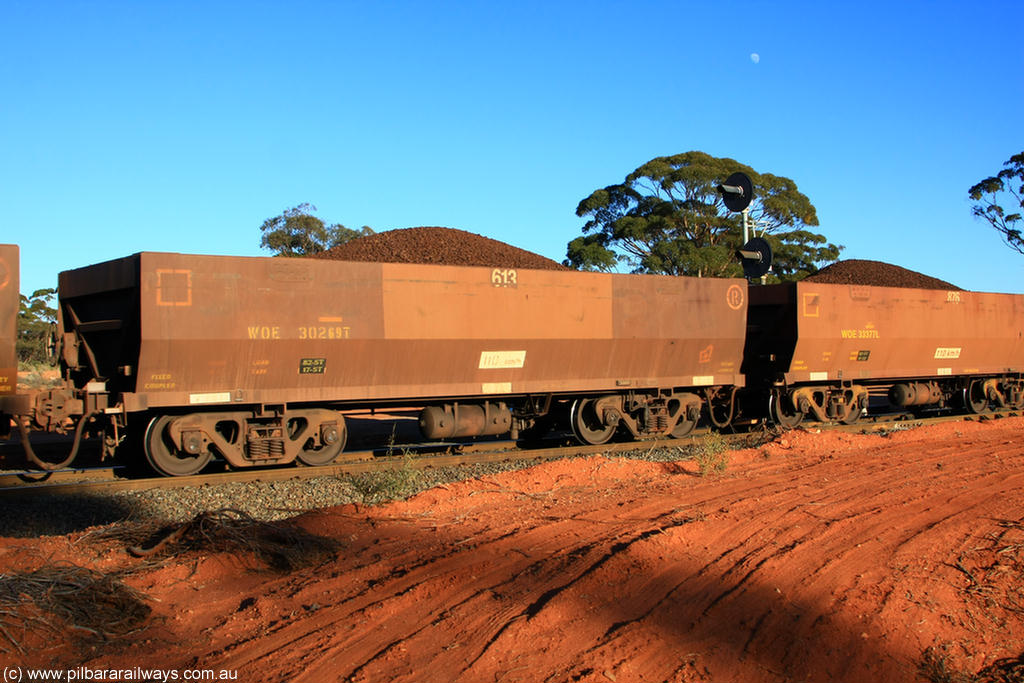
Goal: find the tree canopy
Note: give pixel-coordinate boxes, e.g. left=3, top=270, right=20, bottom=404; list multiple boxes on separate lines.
left=18, top=288, right=56, bottom=365
left=968, top=151, right=1024, bottom=255
left=259, top=203, right=374, bottom=257
left=565, top=151, right=841, bottom=280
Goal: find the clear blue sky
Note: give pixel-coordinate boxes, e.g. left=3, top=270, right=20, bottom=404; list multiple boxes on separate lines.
left=2, top=0, right=1022, bottom=296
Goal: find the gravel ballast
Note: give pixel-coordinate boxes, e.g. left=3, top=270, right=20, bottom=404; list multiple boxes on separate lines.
left=1, top=460, right=561, bottom=537
left=1, top=434, right=748, bottom=538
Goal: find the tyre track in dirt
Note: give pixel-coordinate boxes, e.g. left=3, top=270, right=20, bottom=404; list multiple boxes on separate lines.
left=60, top=418, right=1024, bottom=682
left=203, top=502, right=669, bottom=678
left=530, top=430, right=1024, bottom=682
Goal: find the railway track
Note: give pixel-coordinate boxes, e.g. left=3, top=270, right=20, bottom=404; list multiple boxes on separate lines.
left=2, top=410, right=1015, bottom=497
left=0, top=430, right=717, bottom=496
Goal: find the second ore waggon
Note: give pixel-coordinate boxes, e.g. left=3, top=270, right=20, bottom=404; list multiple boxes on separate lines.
left=744, top=281, right=1024, bottom=426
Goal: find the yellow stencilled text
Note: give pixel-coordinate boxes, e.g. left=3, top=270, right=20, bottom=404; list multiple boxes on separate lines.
left=491, top=268, right=518, bottom=287
left=298, top=325, right=351, bottom=340
left=248, top=326, right=281, bottom=340
left=841, top=329, right=880, bottom=339
left=144, top=373, right=175, bottom=390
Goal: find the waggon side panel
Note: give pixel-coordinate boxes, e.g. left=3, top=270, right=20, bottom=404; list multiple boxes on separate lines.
left=610, top=273, right=747, bottom=389
left=112, top=253, right=748, bottom=411
left=779, top=282, right=1024, bottom=383
left=0, top=245, right=19, bottom=397
left=381, top=264, right=613, bottom=340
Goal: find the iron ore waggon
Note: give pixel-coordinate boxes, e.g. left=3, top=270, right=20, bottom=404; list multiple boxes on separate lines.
left=0, top=245, right=17, bottom=402
left=743, top=281, right=1024, bottom=425
left=0, top=246, right=748, bottom=475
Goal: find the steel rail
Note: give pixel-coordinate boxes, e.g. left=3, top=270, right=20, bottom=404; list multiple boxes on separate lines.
left=0, top=411, right=1017, bottom=497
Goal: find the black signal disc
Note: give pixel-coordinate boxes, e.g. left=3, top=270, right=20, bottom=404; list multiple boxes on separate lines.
left=720, top=172, right=753, bottom=212
left=740, top=237, right=773, bottom=278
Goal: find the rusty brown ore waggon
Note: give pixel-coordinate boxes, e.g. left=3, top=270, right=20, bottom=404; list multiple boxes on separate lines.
left=743, top=281, right=1024, bottom=426
left=0, top=245, right=17, bottom=400
left=0, top=249, right=748, bottom=475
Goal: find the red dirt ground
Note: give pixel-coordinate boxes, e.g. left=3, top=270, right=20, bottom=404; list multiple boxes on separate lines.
left=4, top=417, right=1024, bottom=682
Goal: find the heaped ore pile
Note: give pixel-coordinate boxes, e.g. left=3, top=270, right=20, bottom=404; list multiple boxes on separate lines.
left=315, top=226, right=567, bottom=271
left=805, top=259, right=960, bottom=290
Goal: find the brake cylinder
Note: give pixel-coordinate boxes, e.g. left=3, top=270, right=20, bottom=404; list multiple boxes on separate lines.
left=419, top=403, right=512, bottom=439
left=889, top=382, right=943, bottom=407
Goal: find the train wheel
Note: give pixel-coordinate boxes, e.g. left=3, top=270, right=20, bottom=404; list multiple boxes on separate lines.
left=570, top=398, right=616, bottom=445
left=1012, top=385, right=1024, bottom=410
left=667, top=394, right=700, bottom=438
left=670, top=418, right=697, bottom=438
left=144, top=415, right=212, bottom=477
left=965, top=381, right=990, bottom=414
left=770, top=390, right=804, bottom=429
left=296, top=416, right=348, bottom=466
left=839, top=395, right=863, bottom=425
left=839, top=405, right=862, bottom=425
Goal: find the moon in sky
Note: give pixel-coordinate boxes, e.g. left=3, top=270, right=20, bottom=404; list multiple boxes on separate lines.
left=750, top=53, right=760, bottom=64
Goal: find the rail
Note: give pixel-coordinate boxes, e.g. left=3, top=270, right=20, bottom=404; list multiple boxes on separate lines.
left=3, top=410, right=1015, bottom=497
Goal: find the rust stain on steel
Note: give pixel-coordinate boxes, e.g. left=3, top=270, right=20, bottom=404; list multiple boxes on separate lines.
left=752, top=282, right=1024, bottom=384
left=0, top=245, right=19, bottom=396
left=56, top=253, right=749, bottom=412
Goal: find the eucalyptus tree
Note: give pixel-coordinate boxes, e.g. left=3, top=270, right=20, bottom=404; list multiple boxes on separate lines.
left=566, top=151, right=840, bottom=280
left=260, top=203, right=373, bottom=257
left=969, top=151, right=1024, bottom=254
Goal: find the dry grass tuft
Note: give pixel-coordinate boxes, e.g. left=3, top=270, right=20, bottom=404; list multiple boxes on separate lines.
left=126, top=508, right=341, bottom=571
left=692, top=432, right=729, bottom=476
left=956, top=518, right=1024, bottom=615
left=974, top=653, right=1024, bottom=683
left=920, top=646, right=1024, bottom=683
left=349, top=456, right=422, bottom=503
left=921, top=519, right=1024, bottom=683
left=0, top=565, right=150, bottom=655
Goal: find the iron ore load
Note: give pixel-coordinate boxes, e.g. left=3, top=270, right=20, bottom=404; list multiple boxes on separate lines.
left=1, top=222, right=1022, bottom=477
